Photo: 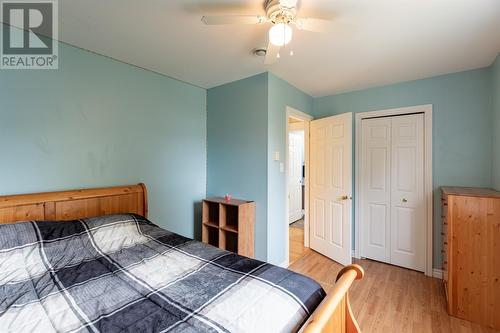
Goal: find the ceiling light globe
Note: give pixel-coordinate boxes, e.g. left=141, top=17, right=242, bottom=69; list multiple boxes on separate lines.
left=269, top=23, right=293, bottom=46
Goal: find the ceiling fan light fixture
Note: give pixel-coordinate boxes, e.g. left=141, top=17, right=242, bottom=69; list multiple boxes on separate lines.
left=269, top=23, right=293, bottom=46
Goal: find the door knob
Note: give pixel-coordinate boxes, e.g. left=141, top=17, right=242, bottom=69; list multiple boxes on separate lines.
left=339, top=195, right=352, bottom=200
left=402, top=198, right=408, bottom=203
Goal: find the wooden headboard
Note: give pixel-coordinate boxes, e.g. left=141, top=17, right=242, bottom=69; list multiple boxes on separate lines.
left=0, top=183, right=148, bottom=224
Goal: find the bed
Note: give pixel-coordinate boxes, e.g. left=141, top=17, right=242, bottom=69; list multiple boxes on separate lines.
left=0, top=184, right=363, bottom=333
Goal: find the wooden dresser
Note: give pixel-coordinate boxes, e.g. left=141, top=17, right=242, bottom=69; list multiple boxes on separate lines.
left=441, top=187, right=500, bottom=330
left=202, top=197, right=255, bottom=258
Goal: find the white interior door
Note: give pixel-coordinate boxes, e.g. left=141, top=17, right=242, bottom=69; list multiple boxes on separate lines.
left=390, top=114, right=425, bottom=271
left=360, top=113, right=425, bottom=272
left=310, top=112, right=352, bottom=266
left=360, top=118, right=391, bottom=263
left=288, top=124, right=305, bottom=223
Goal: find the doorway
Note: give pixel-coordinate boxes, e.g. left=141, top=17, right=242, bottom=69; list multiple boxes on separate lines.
left=286, top=107, right=312, bottom=266
left=288, top=120, right=305, bottom=224
left=286, top=109, right=354, bottom=268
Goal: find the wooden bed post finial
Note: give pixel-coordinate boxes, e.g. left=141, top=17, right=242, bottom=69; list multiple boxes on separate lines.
left=336, top=264, right=364, bottom=282
left=303, top=264, right=364, bottom=333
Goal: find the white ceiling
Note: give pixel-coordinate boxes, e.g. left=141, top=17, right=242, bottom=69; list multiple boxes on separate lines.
left=58, top=0, right=500, bottom=97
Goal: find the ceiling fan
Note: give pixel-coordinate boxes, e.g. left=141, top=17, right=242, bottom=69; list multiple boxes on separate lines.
left=201, top=0, right=336, bottom=64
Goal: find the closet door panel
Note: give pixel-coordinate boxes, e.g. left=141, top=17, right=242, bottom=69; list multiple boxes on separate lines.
left=360, top=118, right=391, bottom=262
left=390, top=114, right=425, bottom=271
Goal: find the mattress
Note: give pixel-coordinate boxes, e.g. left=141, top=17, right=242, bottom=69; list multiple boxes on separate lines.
left=0, top=214, right=325, bottom=332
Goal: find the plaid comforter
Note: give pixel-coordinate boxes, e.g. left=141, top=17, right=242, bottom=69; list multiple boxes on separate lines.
left=0, top=214, right=325, bottom=333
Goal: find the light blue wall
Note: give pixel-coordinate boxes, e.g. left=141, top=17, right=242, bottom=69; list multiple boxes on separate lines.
left=4, top=24, right=497, bottom=269
left=492, top=55, right=500, bottom=191
left=267, top=73, right=313, bottom=265
left=207, top=72, right=313, bottom=264
left=207, top=73, right=269, bottom=260
left=0, top=40, right=207, bottom=238
left=313, top=68, right=493, bottom=268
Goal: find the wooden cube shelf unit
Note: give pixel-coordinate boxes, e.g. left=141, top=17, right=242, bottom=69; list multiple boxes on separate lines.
left=202, top=197, right=255, bottom=258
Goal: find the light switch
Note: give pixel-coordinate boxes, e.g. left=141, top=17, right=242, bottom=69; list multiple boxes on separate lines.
left=279, top=163, right=284, bottom=173
left=273, top=151, right=280, bottom=161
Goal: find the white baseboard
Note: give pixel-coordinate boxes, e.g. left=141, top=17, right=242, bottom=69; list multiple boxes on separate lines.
left=351, top=250, right=362, bottom=259
left=432, top=268, right=443, bottom=279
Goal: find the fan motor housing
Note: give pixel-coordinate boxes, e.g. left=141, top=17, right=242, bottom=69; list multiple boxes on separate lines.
left=266, top=0, right=297, bottom=24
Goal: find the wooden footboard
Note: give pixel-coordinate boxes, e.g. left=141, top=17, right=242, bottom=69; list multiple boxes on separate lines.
left=301, top=264, right=364, bottom=333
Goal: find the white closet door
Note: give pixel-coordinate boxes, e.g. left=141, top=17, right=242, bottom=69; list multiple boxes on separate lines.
left=390, top=114, right=425, bottom=271
left=360, top=118, right=391, bottom=262
left=360, top=113, right=425, bottom=272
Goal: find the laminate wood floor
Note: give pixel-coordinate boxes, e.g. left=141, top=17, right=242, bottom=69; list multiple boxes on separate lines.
left=289, top=222, right=308, bottom=265
left=288, top=226, right=499, bottom=333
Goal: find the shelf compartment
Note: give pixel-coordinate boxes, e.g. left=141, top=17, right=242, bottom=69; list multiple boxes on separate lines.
left=202, top=201, right=220, bottom=226
left=222, top=230, right=238, bottom=253
left=202, top=223, right=219, bottom=248
left=221, top=204, right=239, bottom=232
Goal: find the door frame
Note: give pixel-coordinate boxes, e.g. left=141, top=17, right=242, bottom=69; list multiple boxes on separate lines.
left=285, top=106, right=313, bottom=267
left=288, top=121, right=306, bottom=223
left=354, top=104, right=433, bottom=276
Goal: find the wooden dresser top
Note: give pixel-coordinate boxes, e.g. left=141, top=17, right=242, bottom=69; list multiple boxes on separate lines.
left=441, top=186, right=500, bottom=198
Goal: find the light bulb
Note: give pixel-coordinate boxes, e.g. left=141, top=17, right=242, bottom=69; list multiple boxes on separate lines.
left=269, top=23, right=293, bottom=46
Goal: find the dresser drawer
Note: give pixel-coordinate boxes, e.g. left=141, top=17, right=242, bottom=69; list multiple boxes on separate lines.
left=441, top=223, right=448, bottom=282
left=441, top=199, right=448, bottom=219
left=441, top=219, right=448, bottom=256
left=442, top=218, right=448, bottom=234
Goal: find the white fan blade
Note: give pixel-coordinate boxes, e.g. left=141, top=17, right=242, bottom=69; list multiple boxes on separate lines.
left=201, top=15, right=266, bottom=25
left=265, top=42, right=280, bottom=65
left=295, top=18, right=336, bottom=33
